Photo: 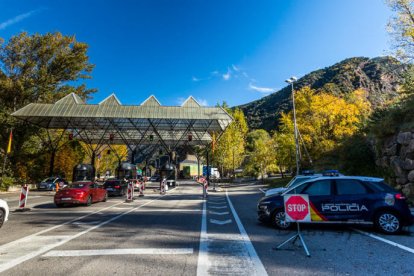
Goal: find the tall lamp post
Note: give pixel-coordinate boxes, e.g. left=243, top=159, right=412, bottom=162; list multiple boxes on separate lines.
left=285, top=76, right=300, bottom=175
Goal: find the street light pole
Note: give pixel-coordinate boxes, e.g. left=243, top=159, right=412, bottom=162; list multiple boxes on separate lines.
left=286, top=77, right=300, bottom=176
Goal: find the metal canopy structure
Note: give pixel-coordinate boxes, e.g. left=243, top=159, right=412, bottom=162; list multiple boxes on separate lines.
left=12, top=93, right=233, bottom=163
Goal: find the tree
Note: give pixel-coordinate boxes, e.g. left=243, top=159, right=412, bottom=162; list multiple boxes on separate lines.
left=387, top=0, right=414, bottom=61
left=214, top=107, right=248, bottom=177
left=245, top=129, right=275, bottom=178
left=0, top=32, right=96, bottom=181
left=278, top=87, right=371, bottom=168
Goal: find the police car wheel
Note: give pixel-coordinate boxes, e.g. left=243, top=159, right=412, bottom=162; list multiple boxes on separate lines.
left=375, top=211, right=401, bottom=234
left=272, top=210, right=291, bottom=230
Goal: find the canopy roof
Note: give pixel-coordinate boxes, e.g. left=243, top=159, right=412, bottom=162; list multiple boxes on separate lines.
left=12, top=93, right=233, bottom=149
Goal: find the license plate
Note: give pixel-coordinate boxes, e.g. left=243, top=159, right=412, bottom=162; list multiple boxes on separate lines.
left=61, top=197, right=71, bottom=200
left=40, top=186, right=45, bottom=188
left=106, top=188, right=114, bottom=191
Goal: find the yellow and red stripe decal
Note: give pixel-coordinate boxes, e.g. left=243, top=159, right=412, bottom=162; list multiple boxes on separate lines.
left=310, top=201, right=328, bottom=221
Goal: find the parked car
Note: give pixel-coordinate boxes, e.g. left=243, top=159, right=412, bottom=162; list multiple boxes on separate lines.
left=37, top=177, right=68, bottom=191
left=54, top=182, right=107, bottom=207
left=0, top=199, right=9, bottom=228
left=103, top=179, right=128, bottom=196
left=257, top=176, right=414, bottom=234
left=150, top=175, right=160, bottom=182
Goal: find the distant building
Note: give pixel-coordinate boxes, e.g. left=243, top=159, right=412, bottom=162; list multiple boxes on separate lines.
left=179, top=154, right=203, bottom=178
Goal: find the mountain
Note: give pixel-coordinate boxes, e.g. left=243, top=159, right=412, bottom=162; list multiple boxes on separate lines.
left=238, top=56, right=407, bottom=131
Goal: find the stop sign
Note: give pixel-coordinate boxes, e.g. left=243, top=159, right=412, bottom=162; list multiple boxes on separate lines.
left=284, top=194, right=311, bottom=222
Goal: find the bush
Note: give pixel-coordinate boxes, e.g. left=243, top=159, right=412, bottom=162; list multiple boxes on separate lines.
left=0, top=176, right=16, bottom=191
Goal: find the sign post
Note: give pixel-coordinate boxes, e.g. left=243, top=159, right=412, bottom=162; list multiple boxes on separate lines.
left=275, top=194, right=311, bottom=257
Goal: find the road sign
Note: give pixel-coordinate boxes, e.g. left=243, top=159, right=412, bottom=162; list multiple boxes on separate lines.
left=284, top=194, right=311, bottom=222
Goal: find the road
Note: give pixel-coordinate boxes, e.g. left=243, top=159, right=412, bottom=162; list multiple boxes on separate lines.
left=0, top=181, right=413, bottom=275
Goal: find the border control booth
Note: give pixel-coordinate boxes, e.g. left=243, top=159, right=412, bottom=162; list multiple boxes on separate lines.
left=12, top=93, right=233, bottom=191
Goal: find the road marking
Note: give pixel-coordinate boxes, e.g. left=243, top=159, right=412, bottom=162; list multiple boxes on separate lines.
left=0, top=194, right=173, bottom=273
left=226, top=189, right=268, bottom=275
left=352, top=228, right=414, bottom=254
left=43, top=248, right=194, bottom=257
left=209, top=197, right=225, bottom=201
left=196, top=200, right=209, bottom=276
left=0, top=236, right=71, bottom=272
left=208, top=201, right=226, bottom=205
left=209, top=211, right=229, bottom=215
left=209, top=206, right=227, bottom=209
left=210, top=219, right=232, bottom=225
left=4, top=195, right=43, bottom=202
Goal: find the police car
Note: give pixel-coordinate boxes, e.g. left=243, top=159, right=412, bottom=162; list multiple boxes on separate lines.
left=257, top=176, right=414, bottom=234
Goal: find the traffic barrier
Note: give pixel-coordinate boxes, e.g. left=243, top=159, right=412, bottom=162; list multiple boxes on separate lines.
left=138, top=181, right=144, bottom=197
left=160, top=179, right=166, bottom=195
left=203, top=180, right=208, bottom=198
left=125, top=182, right=133, bottom=202
left=17, top=185, right=30, bottom=211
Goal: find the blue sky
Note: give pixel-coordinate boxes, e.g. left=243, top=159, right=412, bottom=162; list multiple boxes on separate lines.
left=0, top=0, right=392, bottom=107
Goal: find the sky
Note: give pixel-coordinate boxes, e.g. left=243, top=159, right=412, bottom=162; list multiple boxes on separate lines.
left=0, top=0, right=393, bottom=107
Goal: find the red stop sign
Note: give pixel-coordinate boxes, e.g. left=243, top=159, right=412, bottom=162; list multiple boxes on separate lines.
left=284, top=195, right=310, bottom=221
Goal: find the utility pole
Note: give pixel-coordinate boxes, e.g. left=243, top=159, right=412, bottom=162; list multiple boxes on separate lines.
left=285, top=77, right=300, bottom=176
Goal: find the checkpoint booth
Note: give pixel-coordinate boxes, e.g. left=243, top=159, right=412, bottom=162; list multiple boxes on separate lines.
left=12, top=94, right=233, bottom=195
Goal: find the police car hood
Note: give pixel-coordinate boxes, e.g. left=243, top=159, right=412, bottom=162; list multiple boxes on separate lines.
left=265, top=187, right=287, bottom=197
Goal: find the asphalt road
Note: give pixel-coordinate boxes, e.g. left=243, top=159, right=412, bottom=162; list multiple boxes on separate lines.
left=0, top=181, right=413, bottom=276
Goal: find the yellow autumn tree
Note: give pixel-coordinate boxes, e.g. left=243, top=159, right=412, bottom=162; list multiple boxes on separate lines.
left=279, top=87, right=371, bottom=163
left=214, top=107, right=248, bottom=176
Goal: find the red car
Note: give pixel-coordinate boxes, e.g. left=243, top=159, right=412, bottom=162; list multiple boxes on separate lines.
left=54, top=182, right=108, bottom=207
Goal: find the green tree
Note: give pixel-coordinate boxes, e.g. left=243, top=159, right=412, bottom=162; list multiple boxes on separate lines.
left=0, top=32, right=96, bottom=181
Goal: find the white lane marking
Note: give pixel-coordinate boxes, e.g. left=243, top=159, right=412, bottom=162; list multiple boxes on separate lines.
left=208, top=201, right=226, bottom=205
left=226, top=189, right=268, bottom=276
left=259, top=188, right=266, bottom=194
left=209, top=206, right=227, bottom=209
left=43, top=248, right=193, bottom=257
left=4, top=195, right=43, bottom=202
left=0, top=194, right=171, bottom=273
left=209, top=211, right=229, bottom=215
left=136, top=209, right=201, bottom=212
left=210, top=219, right=232, bottom=225
left=209, top=198, right=225, bottom=201
left=196, top=200, right=209, bottom=276
left=0, top=236, right=71, bottom=268
left=352, top=228, right=414, bottom=254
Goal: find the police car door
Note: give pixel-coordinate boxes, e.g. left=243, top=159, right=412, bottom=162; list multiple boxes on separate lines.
left=333, top=179, right=371, bottom=222
left=300, top=179, right=335, bottom=222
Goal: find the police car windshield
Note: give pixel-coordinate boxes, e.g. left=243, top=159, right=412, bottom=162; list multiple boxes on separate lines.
left=286, top=176, right=315, bottom=188
left=42, top=177, right=55, bottom=183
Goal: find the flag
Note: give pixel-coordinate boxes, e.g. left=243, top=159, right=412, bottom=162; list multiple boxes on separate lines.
left=7, top=129, right=12, bottom=154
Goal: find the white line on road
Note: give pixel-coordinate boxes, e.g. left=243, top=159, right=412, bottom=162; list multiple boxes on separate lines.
left=226, top=189, right=268, bottom=276
left=209, top=211, right=229, bottom=215
left=43, top=248, right=194, bottom=257
left=210, top=219, right=232, bottom=225
left=196, top=200, right=208, bottom=276
left=209, top=205, right=227, bottom=209
left=0, top=194, right=171, bottom=273
left=352, top=228, right=414, bottom=254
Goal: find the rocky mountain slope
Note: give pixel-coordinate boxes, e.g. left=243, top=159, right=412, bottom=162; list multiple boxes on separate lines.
left=238, top=56, right=407, bottom=131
